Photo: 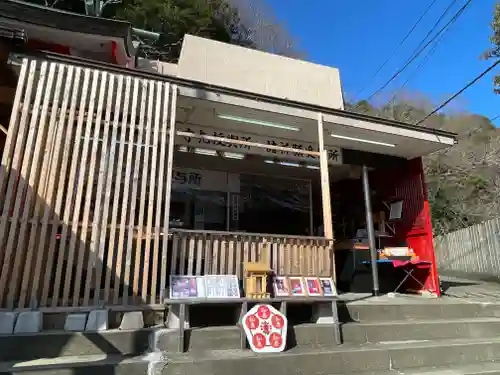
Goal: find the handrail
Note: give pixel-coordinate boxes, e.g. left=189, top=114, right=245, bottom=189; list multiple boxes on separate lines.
left=169, top=228, right=334, bottom=242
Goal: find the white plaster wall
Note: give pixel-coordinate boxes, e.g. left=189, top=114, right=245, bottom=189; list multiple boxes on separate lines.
left=177, top=35, right=344, bottom=110
left=136, top=58, right=178, bottom=76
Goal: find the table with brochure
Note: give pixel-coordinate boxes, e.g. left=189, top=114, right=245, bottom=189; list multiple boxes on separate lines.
left=164, top=274, right=340, bottom=352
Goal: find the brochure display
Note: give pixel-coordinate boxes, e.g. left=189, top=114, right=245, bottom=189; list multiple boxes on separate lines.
left=169, top=275, right=240, bottom=299
left=205, top=275, right=240, bottom=299
left=170, top=276, right=206, bottom=299
left=272, top=276, right=337, bottom=297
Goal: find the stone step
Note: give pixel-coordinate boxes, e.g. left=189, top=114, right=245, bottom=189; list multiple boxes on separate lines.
left=142, top=338, right=500, bottom=375
left=4, top=338, right=500, bottom=375
left=162, top=318, right=500, bottom=352
left=339, top=299, right=500, bottom=322
left=0, top=329, right=152, bottom=362
left=5, top=316, right=500, bottom=361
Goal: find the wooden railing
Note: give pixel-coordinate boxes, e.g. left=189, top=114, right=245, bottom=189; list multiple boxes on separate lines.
left=169, top=229, right=335, bottom=279
left=0, top=57, right=335, bottom=310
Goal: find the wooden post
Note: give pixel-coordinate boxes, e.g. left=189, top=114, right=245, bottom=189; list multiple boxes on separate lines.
left=317, top=113, right=333, bottom=240
left=317, top=113, right=336, bottom=282
left=160, top=84, right=178, bottom=302
left=308, top=180, right=314, bottom=236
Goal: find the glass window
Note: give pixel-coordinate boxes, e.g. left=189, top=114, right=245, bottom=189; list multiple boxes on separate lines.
left=239, top=174, right=310, bottom=235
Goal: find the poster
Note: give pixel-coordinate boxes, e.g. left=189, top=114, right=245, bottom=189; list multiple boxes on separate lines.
left=205, top=275, right=240, bottom=299
left=170, top=276, right=206, bottom=299
left=319, top=277, right=336, bottom=296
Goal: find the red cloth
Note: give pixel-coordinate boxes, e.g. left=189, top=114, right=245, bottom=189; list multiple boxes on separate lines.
left=392, top=259, right=431, bottom=268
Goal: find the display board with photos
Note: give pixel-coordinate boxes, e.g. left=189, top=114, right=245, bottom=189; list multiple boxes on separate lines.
left=169, top=275, right=241, bottom=299
left=205, top=275, right=240, bottom=299
left=273, top=276, right=336, bottom=297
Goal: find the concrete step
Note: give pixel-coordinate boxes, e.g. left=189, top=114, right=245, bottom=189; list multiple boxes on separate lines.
left=355, top=361, right=500, bottom=375
left=160, top=317, right=500, bottom=352
left=5, top=338, right=500, bottom=375
left=5, top=316, right=500, bottom=361
left=141, top=338, right=500, bottom=374
left=342, top=317, right=500, bottom=344
left=0, top=329, right=152, bottom=362
left=339, top=298, right=500, bottom=322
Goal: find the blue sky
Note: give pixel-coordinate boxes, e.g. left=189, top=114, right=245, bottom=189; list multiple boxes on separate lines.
left=266, top=0, right=499, bottom=125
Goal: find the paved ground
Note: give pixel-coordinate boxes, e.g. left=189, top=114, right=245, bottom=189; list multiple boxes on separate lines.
left=440, top=275, right=500, bottom=301
left=336, top=275, right=500, bottom=304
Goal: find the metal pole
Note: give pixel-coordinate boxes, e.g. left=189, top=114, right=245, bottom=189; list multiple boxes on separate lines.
left=308, top=179, right=314, bottom=236
left=361, top=164, right=380, bottom=296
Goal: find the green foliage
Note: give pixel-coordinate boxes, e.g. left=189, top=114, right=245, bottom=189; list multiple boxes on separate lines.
left=485, top=3, right=500, bottom=93
left=24, top=0, right=302, bottom=62
left=349, top=97, right=500, bottom=236
left=113, top=0, right=254, bottom=61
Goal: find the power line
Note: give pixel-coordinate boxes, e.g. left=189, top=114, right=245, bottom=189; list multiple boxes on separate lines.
left=406, top=0, right=460, bottom=63
left=416, top=59, right=500, bottom=125
left=364, top=0, right=472, bottom=103
left=388, top=10, right=457, bottom=104
left=354, top=0, right=438, bottom=99
left=490, top=114, right=500, bottom=122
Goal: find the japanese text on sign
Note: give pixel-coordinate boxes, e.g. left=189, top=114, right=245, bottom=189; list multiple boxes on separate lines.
left=173, top=171, right=202, bottom=186
left=178, top=126, right=342, bottom=164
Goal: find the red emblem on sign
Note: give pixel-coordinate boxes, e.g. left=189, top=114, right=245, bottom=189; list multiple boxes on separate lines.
left=242, top=304, right=288, bottom=353
left=252, top=333, right=266, bottom=349
left=245, top=314, right=259, bottom=330
left=269, top=332, right=283, bottom=348
left=257, top=305, right=271, bottom=319
left=271, top=314, right=285, bottom=329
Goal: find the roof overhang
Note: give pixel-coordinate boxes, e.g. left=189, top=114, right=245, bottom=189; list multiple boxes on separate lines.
left=32, top=51, right=458, bottom=162
left=176, top=88, right=456, bottom=160
left=0, top=0, right=135, bottom=66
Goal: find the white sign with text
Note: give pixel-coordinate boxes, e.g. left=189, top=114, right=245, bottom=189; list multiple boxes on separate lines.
left=176, top=125, right=342, bottom=165
left=172, top=168, right=240, bottom=193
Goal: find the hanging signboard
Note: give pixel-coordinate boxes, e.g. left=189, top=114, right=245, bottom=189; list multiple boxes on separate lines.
left=172, top=168, right=240, bottom=193
left=176, top=125, right=342, bottom=165
left=242, top=304, right=288, bottom=353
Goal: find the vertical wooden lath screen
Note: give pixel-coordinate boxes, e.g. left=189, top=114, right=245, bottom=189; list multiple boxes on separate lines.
left=0, top=58, right=177, bottom=309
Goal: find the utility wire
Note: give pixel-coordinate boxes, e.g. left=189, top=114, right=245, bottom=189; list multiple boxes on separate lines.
left=406, top=0, right=460, bottom=64
left=490, top=114, right=500, bottom=122
left=416, top=59, right=500, bottom=125
left=364, top=0, right=472, bottom=103
left=388, top=13, right=456, bottom=104
left=354, top=0, right=438, bottom=99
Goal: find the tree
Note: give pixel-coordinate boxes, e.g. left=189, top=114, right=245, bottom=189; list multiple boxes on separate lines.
left=485, top=2, right=500, bottom=93
left=112, top=0, right=254, bottom=61
left=348, top=96, right=500, bottom=236
left=25, top=0, right=303, bottom=63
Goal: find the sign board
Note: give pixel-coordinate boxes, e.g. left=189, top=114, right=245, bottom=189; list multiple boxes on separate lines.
left=205, top=275, right=241, bottom=299
left=242, top=304, right=288, bottom=353
left=170, top=276, right=206, bottom=299
left=177, top=125, right=342, bottom=165
left=172, top=168, right=240, bottom=193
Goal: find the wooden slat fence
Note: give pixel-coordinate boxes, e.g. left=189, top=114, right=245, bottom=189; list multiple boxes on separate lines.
left=435, top=217, right=500, bottom=277
left=0, top=57, right=336, bottom=311
left=0, top=57, right=177, bottom=309
left=169, top=229, right=335, bottom=279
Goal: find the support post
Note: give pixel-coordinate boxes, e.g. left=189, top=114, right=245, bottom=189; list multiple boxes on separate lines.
left=317, top=113, right=336, bottom=282
left=308, top=180, right=314, bottom=235
left=317, top=113, right=333, bottom=239
left=160, top=84, right=177, bottom=302
left=361, top=165, right=380, bottom=296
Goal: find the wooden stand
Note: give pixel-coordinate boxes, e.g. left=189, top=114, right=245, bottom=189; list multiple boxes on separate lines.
left=244, top=262, right=270, bottom=299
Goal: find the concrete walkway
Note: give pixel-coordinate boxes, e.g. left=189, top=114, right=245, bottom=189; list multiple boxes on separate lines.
left=440, top=275, right=500, bottom=301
